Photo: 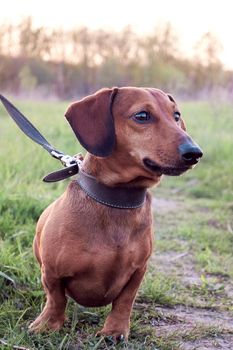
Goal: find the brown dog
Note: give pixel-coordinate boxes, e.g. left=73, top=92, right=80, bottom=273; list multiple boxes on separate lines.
left=29, top=87, right=202, bottom=340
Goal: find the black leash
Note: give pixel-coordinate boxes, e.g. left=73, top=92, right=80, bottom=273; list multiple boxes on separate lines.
left=0, top=94, right=82, bottom=182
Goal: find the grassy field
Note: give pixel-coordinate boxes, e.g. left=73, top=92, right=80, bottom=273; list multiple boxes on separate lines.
left=0, top=98, right=233, bottom=349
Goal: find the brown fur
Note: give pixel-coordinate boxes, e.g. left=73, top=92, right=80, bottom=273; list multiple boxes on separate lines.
left=29, top=87, right=200, bottom=340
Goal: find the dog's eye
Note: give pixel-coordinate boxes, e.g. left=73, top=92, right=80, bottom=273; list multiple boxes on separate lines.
left=174, top=111, right=181, bottom=122
left=133, top=111, right=151, bottom=123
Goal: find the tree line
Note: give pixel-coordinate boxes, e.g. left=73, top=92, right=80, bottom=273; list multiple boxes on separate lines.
left=0, top=17, right=231, bottom=99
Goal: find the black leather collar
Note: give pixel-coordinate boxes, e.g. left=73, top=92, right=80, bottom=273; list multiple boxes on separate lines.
left=77, top=170, right=147, bottom=209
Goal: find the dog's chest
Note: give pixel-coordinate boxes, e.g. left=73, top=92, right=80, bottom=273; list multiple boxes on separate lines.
left=61, top=200, right=152, bottom=307
left=53, top=188, right=153, bottom=307
left=64, top=238, right=150, bottom=307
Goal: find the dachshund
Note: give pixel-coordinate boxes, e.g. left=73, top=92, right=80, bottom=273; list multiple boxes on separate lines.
left=29, top=87, right=202, bottom=341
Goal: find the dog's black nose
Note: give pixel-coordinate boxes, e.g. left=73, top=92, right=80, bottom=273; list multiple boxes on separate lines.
left=178, top=143, right=203, bottom=165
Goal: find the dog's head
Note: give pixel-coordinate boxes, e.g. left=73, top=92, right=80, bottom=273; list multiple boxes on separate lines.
left=65, top=87, right=202, bottom=184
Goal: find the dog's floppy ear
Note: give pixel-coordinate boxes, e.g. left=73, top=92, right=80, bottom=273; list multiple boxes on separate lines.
left=65, top=88, right=118, bottom=157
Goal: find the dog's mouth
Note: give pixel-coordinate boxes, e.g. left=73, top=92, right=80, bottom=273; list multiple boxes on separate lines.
left=143, top=158, right=192, bottom=176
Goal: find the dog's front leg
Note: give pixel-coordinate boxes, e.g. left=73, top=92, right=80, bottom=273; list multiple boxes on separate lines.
left=29, top=267, right=67, bottom=333
left=96, top=265, right=147, bottom=341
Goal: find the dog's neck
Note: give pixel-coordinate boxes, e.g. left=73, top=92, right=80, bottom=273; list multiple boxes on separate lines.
left=81, top=153, right=162, bottom=189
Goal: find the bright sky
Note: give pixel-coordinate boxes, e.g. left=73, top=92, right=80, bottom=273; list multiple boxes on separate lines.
left=1, top=0, right=233, bottom=68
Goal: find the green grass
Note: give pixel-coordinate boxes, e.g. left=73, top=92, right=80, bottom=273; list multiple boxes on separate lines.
left=0, top=98, right=233, bottom=349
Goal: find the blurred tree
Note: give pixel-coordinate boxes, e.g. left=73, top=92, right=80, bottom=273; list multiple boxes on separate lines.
left=0, top=26, right=4, bottom=54
left=2, top=23, right=16, bottom=56
left=193, top=32, right=223, bottom=90
left=0, top=17, right=227, bottom=98
left=0, top=56, right=22, bottom=92
left=195, top=32, right=222, bottom=67
left=141, top=22, right=183, bottom=89
left=144, top=22, right=179, bottom=63
left=94, top=29, right=115, bottom=63
left=18, top=17, right=52, bottom=59
left=71, top=27, right=94, bottom=94
left=19, top=65, right=38, bottom=92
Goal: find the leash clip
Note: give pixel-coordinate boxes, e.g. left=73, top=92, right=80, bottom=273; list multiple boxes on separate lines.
left=61, top=153, right=84, bottom=168
left=61, top=154, right=83, bottom=167
left=51, top=151, right=83, bottom=168
left=60, top=154, right=78, bottom=167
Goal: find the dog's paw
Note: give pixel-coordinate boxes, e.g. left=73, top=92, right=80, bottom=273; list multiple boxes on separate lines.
left=96, top=328, right=128, bottom=342
left=28, top=314, right=65, bottom=333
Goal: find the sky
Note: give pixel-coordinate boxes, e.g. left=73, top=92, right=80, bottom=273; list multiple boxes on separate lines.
left=1, top=0, right=233, bottom=68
